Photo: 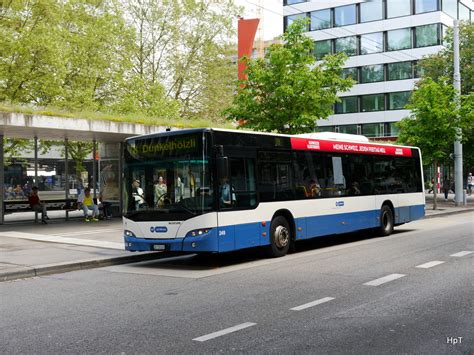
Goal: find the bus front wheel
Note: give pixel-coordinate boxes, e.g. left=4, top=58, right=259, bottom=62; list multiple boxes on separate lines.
left=378, top=205, right=394, bottom=236
left=267, top=216, right=291, bottom=257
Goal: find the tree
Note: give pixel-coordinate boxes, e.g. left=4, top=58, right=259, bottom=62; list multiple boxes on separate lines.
left=396, top=78, right=470, bottom=209
left=224, top=19, right=353, bottom=134
left=417, top=22, right=474, bottom=171
left=122, top=0, right=240, bottom=121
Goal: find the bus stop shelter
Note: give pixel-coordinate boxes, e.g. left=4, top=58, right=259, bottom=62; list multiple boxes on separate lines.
left=0, top=111, right=169, bottom=224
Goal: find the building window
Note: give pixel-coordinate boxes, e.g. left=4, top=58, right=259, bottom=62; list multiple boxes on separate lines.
left=387, top=61, right=413, bottom=80
left=389, top=91, right=411, bottom=110
left=335, top=36, right=357, bottom=56
left=284, top=0, right=308, bottom=5
left=459, top=3, right=470, bottom=22
left=317, top=126, right=334, bottom=132
left=442, top=0, right=457, bottom=19
left=284, top=13, right=307, bottom=31
left=335, top=96, right=358, bottom=114
left=310, top=9, right=332, bottom=31
left=338, top=125, right=358, bottom=134
left=342, top=67, right=358, bottom=82
left=362, top=123, right=383, bottom=137
left=387, top=28, right=412, bottom=51
left=385, top=122, right=400, bottom=137
left=314, top=40, right=332, bottom=60
left=361, top=64, right=384, bottom=83
left=361, top=94, right=385, bottom=112
left=415, top=24, right=440, bottom=48
left=387, top=0, right=412, bottom=18
left=334, top=5, right=356, bottom=27
left=415, top=0, right=438, bottom=14
left=360, top=32, right=384, bottom=54
left=360, top=0, right=383, bottom=22
left=414, top=61, right=425, bottom=78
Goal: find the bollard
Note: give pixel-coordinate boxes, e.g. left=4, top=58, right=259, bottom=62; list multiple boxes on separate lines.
left=463, top=189, right=467, bottom=206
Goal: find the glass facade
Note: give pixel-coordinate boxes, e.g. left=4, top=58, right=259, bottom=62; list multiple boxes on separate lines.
left=415, top=24, right=439, bottom=47
left=338, top=125, right=358, bottom=134
left=388, top=61, right=413, bottom=80
left=360, top=32, right=384, bottom=54
left=342, top=67, right=358, bottom=82
left=285, top=13, right=307, bottom=31
left=314, top=40, right=332, bottom=60
left=387, top=0, right=411, bottom=18
left=387, top=28, right=412, bottom=51
left=415, top=0, right=438, bottom=14
left=361, top=64, right=384, bottom=83
left=389, top=91, right=411, bottom=110
left=334, top=5, right=356, bottom=27
left=310, top=9, right=331, bottom=30
left=361, top=94, right=385, bottom=112
left=335, top=96, right=358, bottom=114
left=362, top=123, right=383, bottom=137
left=443, top=0, right=457, bottom=19
left=459, top=3, right=470, bottom=22
left=335, top=36, right=357, bottom=56
left=360, top=0, right=383, bottom=22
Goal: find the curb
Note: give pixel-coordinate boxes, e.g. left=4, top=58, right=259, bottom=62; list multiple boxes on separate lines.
left=423, top=207, right=474, bottom=219
left=0, top=252, right=160, bottom=282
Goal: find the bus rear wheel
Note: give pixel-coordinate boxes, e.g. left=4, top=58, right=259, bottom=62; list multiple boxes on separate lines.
left=378, top=205, right=394, bottom=236
left=267, top=216, right=291, bottom=257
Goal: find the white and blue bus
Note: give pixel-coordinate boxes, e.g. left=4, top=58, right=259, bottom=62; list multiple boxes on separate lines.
left=123, top=128, right=425, bottom=257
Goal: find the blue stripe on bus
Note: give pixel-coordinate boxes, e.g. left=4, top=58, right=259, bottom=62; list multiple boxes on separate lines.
left=124, top=205, right=424, bottom=252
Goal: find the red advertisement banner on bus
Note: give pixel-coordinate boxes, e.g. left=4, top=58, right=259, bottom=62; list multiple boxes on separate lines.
left=290, top=138, right=412, bottom=157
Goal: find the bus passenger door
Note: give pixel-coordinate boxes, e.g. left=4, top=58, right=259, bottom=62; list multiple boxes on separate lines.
left=218, top=156, right=259, bottom=251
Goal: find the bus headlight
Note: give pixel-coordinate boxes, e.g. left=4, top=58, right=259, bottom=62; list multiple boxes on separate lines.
left=186, top=228, right=212, bottom=237
left=124, top=230, right=136, bottom=238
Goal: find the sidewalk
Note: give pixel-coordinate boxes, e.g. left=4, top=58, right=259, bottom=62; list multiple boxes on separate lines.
left=1, top=196, right=473, bottom=282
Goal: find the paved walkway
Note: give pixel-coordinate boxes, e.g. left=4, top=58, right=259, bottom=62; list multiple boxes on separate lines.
left=1, top=196, right=472, bottom=282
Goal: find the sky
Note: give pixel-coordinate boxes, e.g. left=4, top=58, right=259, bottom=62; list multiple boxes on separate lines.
left=236, top=0, right=283, bottom=40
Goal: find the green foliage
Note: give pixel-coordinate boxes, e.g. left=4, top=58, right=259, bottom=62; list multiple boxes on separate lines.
left=224, top=19, right=353, bottom=134
left=396, top=78, right=466, bottom=164
left=418, top=22, right=473, bottom=95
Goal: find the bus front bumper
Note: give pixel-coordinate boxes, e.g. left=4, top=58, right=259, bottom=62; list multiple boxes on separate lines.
left=124, top=231, right=218, bottom=253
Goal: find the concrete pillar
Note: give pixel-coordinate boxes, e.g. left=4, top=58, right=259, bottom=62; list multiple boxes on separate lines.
left=93, top=139, right=97, bottom=199
left=65, top=138, right=69, bottom=221
left=0, top=135, right=4, bottom=225
left=119, top=142, right=124, bottom=216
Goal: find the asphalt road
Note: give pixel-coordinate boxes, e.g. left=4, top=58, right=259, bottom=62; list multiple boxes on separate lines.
left=1, top=213, right=472, bottom=354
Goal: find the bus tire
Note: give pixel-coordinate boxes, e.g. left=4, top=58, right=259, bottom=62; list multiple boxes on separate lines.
left=267, top=216, right=291, bottom=257
left=378, top=205, right=394, bottom=236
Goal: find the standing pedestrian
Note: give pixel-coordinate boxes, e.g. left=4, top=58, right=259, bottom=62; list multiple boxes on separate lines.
left=442, top=176, right=450, bottom=201
left=467, top=172, right=473, bottom=196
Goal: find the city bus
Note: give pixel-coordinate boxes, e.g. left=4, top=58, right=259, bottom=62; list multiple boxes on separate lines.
left=123, top=128, right=424, bottom=257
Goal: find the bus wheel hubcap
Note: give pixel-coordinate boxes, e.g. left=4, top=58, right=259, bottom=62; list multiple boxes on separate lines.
left=275, top=226, right=289, bottom=248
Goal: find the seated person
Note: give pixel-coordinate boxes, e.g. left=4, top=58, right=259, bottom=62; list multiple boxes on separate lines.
left=132, top=180, right=146, bottom=210
left=77, top=187, right=99, bottom=222
left=28, top=186, right=49, bottom=224
left=349, top=181, right=361, bottom=195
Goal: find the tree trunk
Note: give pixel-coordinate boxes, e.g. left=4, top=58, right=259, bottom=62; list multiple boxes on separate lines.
left=433, top=160, right=438, bottom=210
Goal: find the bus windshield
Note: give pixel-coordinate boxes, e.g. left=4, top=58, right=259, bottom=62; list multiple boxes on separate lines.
left=123, top=132, right=213, bottom=221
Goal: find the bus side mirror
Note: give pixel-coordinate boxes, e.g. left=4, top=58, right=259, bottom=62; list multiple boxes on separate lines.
left=217, top=156, right=229, bottom=179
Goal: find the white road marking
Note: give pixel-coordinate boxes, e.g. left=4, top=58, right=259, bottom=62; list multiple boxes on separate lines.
left=450, top=251, right=473, bottom=257
left=416, top=261, right=445, bottom=268
left=290, top=297, right=335, bottom=311
left=363, top=274, right=406, bottom=286
left=0, top=231, right=123, bottom=250
left=193, top=322, right=256, bottom=342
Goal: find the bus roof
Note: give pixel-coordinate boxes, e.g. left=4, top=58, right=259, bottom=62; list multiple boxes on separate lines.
left=125, top=127, right=419, bottom=151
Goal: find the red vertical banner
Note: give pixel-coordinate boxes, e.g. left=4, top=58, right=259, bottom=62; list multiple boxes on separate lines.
left=238, top=18, right=259, bottom=82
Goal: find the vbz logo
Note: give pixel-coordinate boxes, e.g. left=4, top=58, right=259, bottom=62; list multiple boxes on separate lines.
left=150, top=226, right=168, bottom=233
left=335, top=201, right=344, bottom=207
